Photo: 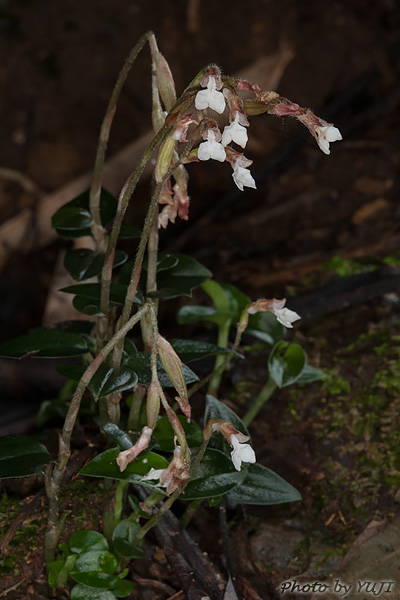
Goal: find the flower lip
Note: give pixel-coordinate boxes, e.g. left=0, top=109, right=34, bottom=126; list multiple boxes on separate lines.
left=232, top=164, right=256, bottom=191
left=197, top=129, right=226, bottom=162
left=230, top=434, right=256, bottom=471
left=195, top=76, right=226, bottom=114
left=222, top=113, right=248, bottom=149
left=315, top=125, right=342, bottom=155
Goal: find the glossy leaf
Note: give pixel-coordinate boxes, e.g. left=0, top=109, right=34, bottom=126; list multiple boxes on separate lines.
left=71, top=586, right=116, bottom=600
left=268, top=341, right=307, bottom=388
left=182, top=448, right=246, bottom=500
left=64, top=249, right=127, bottom=282
left=227, top=463, right=301, bottom=505
left=74, top=550, right=117, bottom=574
left=176, top=305, right=224, bottom=326
left=88, top=364, right=138, bottom=399
left=102, top=424, right=135, bottom=451
left=112, top=519, right=141, bottom=558
left=142, top=253, right=179, bottom=273
left=169, top=338, right=232, bottom=363
left=296, top=364, right=326, bottom=384
left=204, top=395, right=249, bottom=451
left=111, top=579, right=134, bottom=598
left=149, top=253, right=211, bottom=299
left=202, top=281, right=250, bottom=321
left=80, top=448, right=168, bottom=491
left=246, top=311, right=286, bottom=345
left=70, top=572, right=120, bottom=589
left=69, top=530, right=109, bottom=555
left=52, top=188, right=117, bottom=238
left=0, top=328, right=91, bottom=358
left=153, top=416, right=203, bottom=451
left=122, top=352, right=199, bottom=387
left=61, top=283, right=133, bottom=307
left=0, top=435, right=50, bottom=479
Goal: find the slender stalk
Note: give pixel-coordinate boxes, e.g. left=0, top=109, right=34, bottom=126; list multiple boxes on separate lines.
left=127, top=385, right=146, bottom=430
left=44, top=304, right=149, bottom=563
left=134, top=489, right=181, bottom=543
left=89, top=31, right=156, bottom=249
left=103, top=480, right=128, bottom=542
left=180, top=498, right=203, bottom=528
left=208, top=318, right=232, bottom=395
left=242, top=375, right=277, bottom=427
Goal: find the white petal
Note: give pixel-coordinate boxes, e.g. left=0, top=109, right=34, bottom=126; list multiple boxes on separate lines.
left=195, top=89, right=211, bottom=111
left=230, top=436, right=256, bottom=471
left=315, top=125, right=342, bottom=155
left=141, top=468, right=165, bottom=482
left=222, top=121, right=248, bottom=148
left=325, top=125, right=342, bottom=142
left=197, top=141, right=211, bottom=161
left=232, top=166, right=256, bottom=191
left=208, top=90, right=226, bottom=114
left=274, top=307, right=301, bottom=328
left=210, top=142, right=226, bottom=162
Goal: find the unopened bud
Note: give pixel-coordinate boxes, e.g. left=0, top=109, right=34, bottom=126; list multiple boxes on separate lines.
left=155, top=134, right=176, bottom=182
left=146, top=382, right=160, bottom=430
left=156, top=334, right=188, bottom=403
left=149, top=36, right=176, bottom=111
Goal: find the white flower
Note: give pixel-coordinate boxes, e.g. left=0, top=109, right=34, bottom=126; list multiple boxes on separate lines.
left=222, top=113, right=248, bottom=148
left=195, top=76, right=226, bottom=114
left=315, top=125, right=342, bottom=155
left=230, top=435, right=256, bottom=471
left=141, top=468, right=166, bottom=484
left=272, top=303, right=301, bottom=328
left=232, top=164, right=256, bottom=191
left=198, top=129, right=226, bottom=162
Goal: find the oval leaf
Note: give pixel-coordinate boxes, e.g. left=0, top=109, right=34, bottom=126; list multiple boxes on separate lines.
left=70, top=572, right=119, bottom=589
left=71, top=584, right=116, bottom=600
left=182, top=448, right=246, bottom=500
left=268, top=341, right=307, bottom=388
left=88, top=365, right=138, bottom=399
left=169, top=338, right=232, bottom=363
left=123, top=352, right=199, bottom=387
left=227, top=462, right=302, bottom=505
left=0, top=435, right=50, bottom=479
left=204, top=395, right=249, bottom=451
left=52, top=188, right=117, bottom=238
left=74, top=550, right=117, bottom=574
left=69, top=530, right=109, bottom=555
left=0, top=328, right=91, bottom=359
left=64, top=249, right=127, bottom=282
left=153, top=416, right=203, bottom=451
left=112, top=520, right=141, bottom=558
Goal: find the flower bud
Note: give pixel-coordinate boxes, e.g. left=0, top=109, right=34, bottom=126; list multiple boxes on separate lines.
left=146, top=382, right=160, bottom=430
left=156, top=334, right=188, bottom=404
left=154, top=134, right=176, bottom=182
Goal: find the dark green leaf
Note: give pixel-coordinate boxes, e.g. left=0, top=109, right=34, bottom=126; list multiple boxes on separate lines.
left=112, top=520, right=141, bottom=558
left=48, top=559, right=67, bottom=588
left=52, top=206, right=93, bottom=232
left=61, top=283, right=130, bottom=306
left=0, top=435, right=50, bottom=479
left=176, top=305, right=223, bottom=325
left=153, top=416, right=203, bottom=451
left=0, top=328, right=91, bottom=358
left=73, top=296, right=106, bottom=317
left=57, top=320, right=96, bottom=335
left=56, top=364, right=85, bottom=382
left=204, top=395, right=249, bottom=451
left=169, top=338, right=233, bottom=363
left=102, top=424, right=135, bottom=451
left=247, top=311, right=286, bottom=345
left=80, top=449, right=168, bottom=491
left=112, top=579, right=134, bottom=598
left=35, top=397, right=68, bottom=427
left=71, top=585, right=116, bottom=600
left=296, top=364, right=326, bottom=384
left=52, top=188, right=117, bottom=238
left=118, top=225, right=141, bottom=239
left=64, top=249, right=127, bottom=282
left=74, top=550, right=117, bottom=574
left=183, top=448, right=246, bottom=500
left=227, top=463, right=302, bottom=505
left=123, top=352, right=199, bottom=387
left=149, top=253, right=211, bottom=299
left=69, top=530, right=109, bottom=555
left=142, top=253, right=179, bottom=273
left=268, top=341, right=307, bottom=388
left=70, top=572, right=119, bottom=589
left=88, top=364, right=138, bottom=399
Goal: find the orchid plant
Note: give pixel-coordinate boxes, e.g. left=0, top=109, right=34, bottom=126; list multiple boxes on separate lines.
left=0, top=31, right=341, bottom=597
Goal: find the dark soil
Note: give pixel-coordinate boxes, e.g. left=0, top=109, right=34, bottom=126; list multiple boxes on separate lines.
left=1, top=1, right=400, bottom=599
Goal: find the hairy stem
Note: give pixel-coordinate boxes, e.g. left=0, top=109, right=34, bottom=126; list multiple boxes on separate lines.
left=44, top=304, right=149, bottom=563
left=89, top=30, right=156, bottom=249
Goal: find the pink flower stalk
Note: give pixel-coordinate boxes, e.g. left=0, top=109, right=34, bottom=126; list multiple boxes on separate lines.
left=116, top=426, right=153, bottom=472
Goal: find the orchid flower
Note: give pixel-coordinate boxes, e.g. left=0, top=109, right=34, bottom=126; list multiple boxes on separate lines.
left=314, top=125, right=342, bottom=155
left=222, top=112, right=248, bottom=148
left=195, top=75, right=225, bottom=114
left=198, top=129, right=226, bottom=162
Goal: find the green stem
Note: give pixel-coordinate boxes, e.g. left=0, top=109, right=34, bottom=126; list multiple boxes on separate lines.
left=180, top=499, right=203, bottom=529
left=103, top=480, right=128, bottom=542
left=208, top=318, right=232, bottom=395
left=89, top=31, right=156, bottom=249
left=127, top=385, right=146, bottom=430
left=242, top=375, right=277, bottom=427
left=44, top=304, right=149, bottom=563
